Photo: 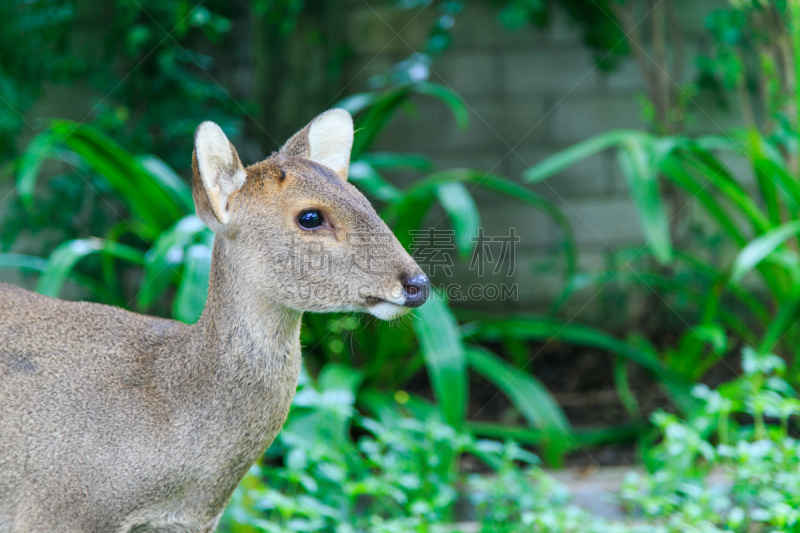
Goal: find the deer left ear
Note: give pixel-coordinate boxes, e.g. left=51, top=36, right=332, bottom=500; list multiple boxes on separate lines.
left=280, top=109, right=354, bottom=180
left=192, top=121, right=246, bottom=229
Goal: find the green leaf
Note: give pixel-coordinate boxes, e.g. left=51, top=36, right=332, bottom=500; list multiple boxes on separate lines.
left=335, top=92, right=382, bottom=116
left=387, top=169, right=577, bottom=284
left=617, top=136, right=674, bottom=264
left=36, top=238, right=145, bottom=298
left=465, top=345, right=573, bottom=466
left=435, top=182, right=480, bottom=258
left=18, top=121, right=188, bottom=238
left=16, top=132, right=64, bottom=204
left=139, top=215, right=209, bottom=310
left=522, top=130, right=647, bottom=183
left=412, top=291, right=468, bottom=427
left=469, top=421, right=641, bottom=448
left=359, top=152, right=434, bottom=172
left=0, top=253, right=124, bottom=306
left=316, top=364, right=365, bottom=444
left=137, top=155, right=194, bottom=213
left=660, top=155, right=748, bottom=246
left=411, top=82, right=469, bottom=130
left=348, top=161, right=404, bottom=203
left=0, top=253, right=48, bottom=271
left=172, top=243, right=212, bottom=324
left=348, top=83, right=469, bottom=159
left=462, top=315, right=697, bottom=413
left=730, top=220, right=800, bottom=285
left=746, top=131, right=781, bottom=225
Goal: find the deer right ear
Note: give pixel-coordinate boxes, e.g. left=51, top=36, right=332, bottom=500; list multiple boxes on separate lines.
left=279, top=109, right=354, bottom=180
left=192, top=122, right=246, bottom=230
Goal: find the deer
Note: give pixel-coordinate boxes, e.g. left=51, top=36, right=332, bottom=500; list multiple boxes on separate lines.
left=0, top=109, right=430, bottom=533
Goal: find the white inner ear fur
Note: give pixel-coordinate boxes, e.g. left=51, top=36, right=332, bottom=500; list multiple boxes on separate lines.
left=307, top=109, right=354, bottom=180
left=195, top=121, right=246, bottom=224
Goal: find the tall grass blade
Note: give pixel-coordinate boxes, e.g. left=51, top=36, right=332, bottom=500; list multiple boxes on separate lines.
left=139, top=215, right=209, bottom=310
left=465, top=345, right=573, bottom=466
left=412, top=291, right=468, bottom=427
left=462, top=316, right=697, bottom=413
left=36, top=238, right=144, bottom=298
left=522, top=130, right=646, bottom=183
left=731, top=220, right=800, bottom=285
left=172, top=243, right=212, bottom=324
left=617, top=137, right=673, bottom=264
left=435, top=181, right=480, bottom=258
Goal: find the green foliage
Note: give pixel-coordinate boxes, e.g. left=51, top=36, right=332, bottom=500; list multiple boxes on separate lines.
left=523, top=124, right=800, bottom=382
left=494, top=0, right=628, bottom=67
left=379, top=0, right=628, bottom=87
left=219, top=348, right=800, bottom=531
left=91, top=0, right=241, bottom=169
left=0, top=0, right=242, bottom=254
left=0, top=0, right=77, bottom=159
left=219, top=365, right=596, bottom=533
left=622, top=348, right=800, bottom=532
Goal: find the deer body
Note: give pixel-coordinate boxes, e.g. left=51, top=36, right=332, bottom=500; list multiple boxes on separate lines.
left=0, top=110, right=429, bottom=532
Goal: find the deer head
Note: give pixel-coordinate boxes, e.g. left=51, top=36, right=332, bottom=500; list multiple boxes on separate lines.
left=192, top=109, right=429, bottom=320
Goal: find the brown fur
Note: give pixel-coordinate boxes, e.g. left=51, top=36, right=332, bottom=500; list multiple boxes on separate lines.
left=0, top=111, right=424, bottom=532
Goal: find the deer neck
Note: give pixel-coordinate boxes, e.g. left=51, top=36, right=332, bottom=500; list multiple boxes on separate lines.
left=192, top=237, right=303, bottom=389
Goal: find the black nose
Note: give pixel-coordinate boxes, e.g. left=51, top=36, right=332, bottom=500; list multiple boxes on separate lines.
left=402, top=273, right=430, bottom=308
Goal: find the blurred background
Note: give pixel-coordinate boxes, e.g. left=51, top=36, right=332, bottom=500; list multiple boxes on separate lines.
left=4, top=0, right=800, bottom=531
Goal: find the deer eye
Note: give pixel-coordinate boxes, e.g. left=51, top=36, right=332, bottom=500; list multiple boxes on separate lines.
left=297, top=209, right=324, bottom=229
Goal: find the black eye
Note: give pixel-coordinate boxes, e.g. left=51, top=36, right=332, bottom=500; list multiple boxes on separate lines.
left=298, top=210, right=324, bottom=229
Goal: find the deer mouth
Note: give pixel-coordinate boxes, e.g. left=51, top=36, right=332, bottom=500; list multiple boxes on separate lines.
left=364, top=297, right=410, bottom=321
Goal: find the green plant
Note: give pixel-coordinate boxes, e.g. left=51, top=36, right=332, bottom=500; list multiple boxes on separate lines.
left=218, top=363, right=616, bottom=533
left=622, top=347, right=800, bottom=533
left=0, top=0, right=77, bottom=160
left=519, top=0, right=800, bottom=383
left=0, top=0, right=243, bottom=254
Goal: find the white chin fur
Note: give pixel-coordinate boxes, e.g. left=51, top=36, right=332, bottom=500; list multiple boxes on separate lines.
left=368, top=302, right=411, bottom=321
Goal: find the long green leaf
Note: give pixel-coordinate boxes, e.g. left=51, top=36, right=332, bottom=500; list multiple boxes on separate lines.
left=412, top=291, right=468, bottom=427
left=137, top=155, right=194, bottom=213
left=387, top=169, right=577, bottom=283
left=172, top=243, right=212, bottom=324
left=462, top=315, right=697, bottom=413
left=466, top=345, right=573, bottom=466
left=730, top=220, right=800, bottom=285
left=435, top=182, right=480, bottom=258
left=37, top=238, right=145, bottom=298
left=661, top=155, right=748, bottom=246
left=411, top=82, right=469, bottom=130
left=522, top=129, right=647, bottom=183
left=349, top=82, right=469, bottom=159
left=139, top=215, right=209, bottom=310
left=0, top=253, right=48, bottom=271
left=617, top=136, right=674, bottom=264
left=0, top=253, right=123, bottom=305
left=18, top=121, right=187, bottom=237
left=348, top=161, right=404, bottom=203
left=469, top=421, right=642, bottom=448
left=359, top=152, right=434, bottom=172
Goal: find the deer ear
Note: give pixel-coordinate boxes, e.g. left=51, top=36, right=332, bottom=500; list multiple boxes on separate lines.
left=192, top=121, right=246, bottom=229
left=280, top=109, right=354, bottom=180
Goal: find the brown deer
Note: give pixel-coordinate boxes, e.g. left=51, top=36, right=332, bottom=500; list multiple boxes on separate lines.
left=0, top=109, right=429, bottom=532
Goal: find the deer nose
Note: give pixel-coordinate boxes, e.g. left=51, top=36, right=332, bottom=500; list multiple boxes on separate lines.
left=402, top=273, right=430, bottom=308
